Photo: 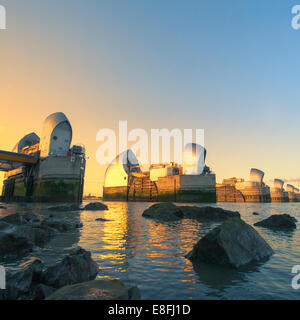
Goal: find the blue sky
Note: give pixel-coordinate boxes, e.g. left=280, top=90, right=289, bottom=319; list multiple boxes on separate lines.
left=1, top=0, right=300, bottom=193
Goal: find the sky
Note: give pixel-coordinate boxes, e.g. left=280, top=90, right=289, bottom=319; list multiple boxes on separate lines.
left=0, top=0, right=300, bottom=195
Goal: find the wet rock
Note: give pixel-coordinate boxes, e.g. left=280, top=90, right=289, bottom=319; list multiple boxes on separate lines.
left=142, top=203, right=184, bottom=221
left=0, top=226, right=34, bottom=255
left=1, top=247, right=99, bottom=300
left=254, top=214, right=297, bottom=231
left=253, top=212, right=260, bottom=216
left=41, top=247, right=99, bottom=289
left=17, top=225, right=54, bottom=247
left=128, top=286, right=141, bottom=300
left=1, top=213, right=40, bottom=225
left=19, top=258, right=44, bottom=281
left=83, top=202, right=108, bottom=211
left=0, top=220, right=12, bottom=231
left=4, top=258, right=44, bottom=300
left=0, top=221, right=54, bottom=255
left=186, top=217, right=274, bottom=268
left=40, top=216, right=75, bottom=232
left=0, top=212, right=82, bottom=256
left=31, top=283, right=55, bottom=300
left=47, top=204, right=81, bottom=212
left=180, top=206, right=240, bottom=221
left=46, top=280, right=140, bottom=300
left=142, top=203, right=240, bottom=222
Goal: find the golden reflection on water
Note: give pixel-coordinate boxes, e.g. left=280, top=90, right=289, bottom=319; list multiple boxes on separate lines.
left=78, top=201, right=198, bottom=269
left=79, top=202, right=129, bottom=262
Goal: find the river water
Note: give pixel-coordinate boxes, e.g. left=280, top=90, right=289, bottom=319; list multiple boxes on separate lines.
left=0, top=201, right=300, bottom=300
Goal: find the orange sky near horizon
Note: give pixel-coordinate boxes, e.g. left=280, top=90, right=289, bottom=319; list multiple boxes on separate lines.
left=1, top=1, right=300, bottom=196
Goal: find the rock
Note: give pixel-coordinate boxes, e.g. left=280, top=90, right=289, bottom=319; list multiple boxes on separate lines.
left=186, top=217, right=274, bottom=268
left=4, top=258, right=44, bottom=300
left=46, top=280, right=139, bottom=300
left=0, top=221, right=55, bottom=256
left=41, top=247, right=99, bottom=288
left=47, top=204, right=81, bottom=212
left=254, top=214, right=297, bottom=231
left=0, top=226, right=34, bottom=255
left=0, top=220, right=12, bottom=231
left=75, top=222, right=83, bottom=228
left=0, top=247, right=99, bottom=300
left=19, top=258, right=44, bottom=281
left=180, top=206, right=240, bottom=221
left=253, top=212, right=260, bottom=216
left=40, top=216, right=75, bottom=232
left=1, top=213, right=40, bottom=225
left=17, top=225, right=54, bottom=247
left=128, top=286, right=141, bottom=300
left=0, top=212, right=82, bottom=257
left=31, top=283, right=55, bottom=300
left=83, top=202, right=108, bottom=211
left=142, top=203, right=184, bottom=221
left=142, top=203, right=240, bottom=222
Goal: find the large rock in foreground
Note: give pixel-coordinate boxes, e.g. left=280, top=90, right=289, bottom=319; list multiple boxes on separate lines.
left=47, top=280, right=140, bottom=300
left=1, top=247, right=99, bottom=300
left=4, top=258, right=44, bottom=300
left=41, top=247, right=99, bottom=288
left=186, top=218, right=274, bottom=268
left=142, top=203, right=240, bottom=222
left=83, top=202, right=108, bottom=211
left=254, top=214, right=297, bottom=231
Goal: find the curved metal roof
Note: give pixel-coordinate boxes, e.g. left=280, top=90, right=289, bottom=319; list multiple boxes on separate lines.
left=286, top=184, right=295, bottom=192
left=274, top=179, right=284, bottom=189
left=104, top=150, right=140, bottom=188
left=39, top=112, right=72, bottom=157
left=12, top=132, right=40, bottom=154
left=109, top=150, right=140, bottom=173
left=42, top=112, right=72, bottom=138
left=250, top=168, right=264, bottom=183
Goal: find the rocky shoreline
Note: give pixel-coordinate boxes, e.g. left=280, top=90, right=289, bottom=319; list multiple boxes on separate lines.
left=0, top=201, right=298, bottom=299
left=0, top=202, right=140, bottom=300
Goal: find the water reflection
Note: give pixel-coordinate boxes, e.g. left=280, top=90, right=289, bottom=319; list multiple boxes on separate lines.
left=1, top=201, right=300, bottom=299
left=191, top=261, right=261, bottom=291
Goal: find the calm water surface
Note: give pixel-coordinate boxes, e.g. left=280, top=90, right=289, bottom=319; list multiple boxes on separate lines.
left=1, top=201, right=300, bottom=300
